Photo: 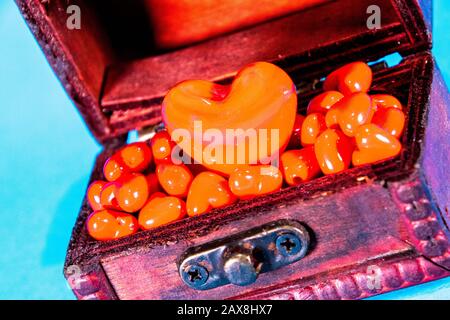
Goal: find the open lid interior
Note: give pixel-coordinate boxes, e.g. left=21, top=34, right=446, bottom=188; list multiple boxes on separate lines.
left=17, top=0, right=431, bottom=144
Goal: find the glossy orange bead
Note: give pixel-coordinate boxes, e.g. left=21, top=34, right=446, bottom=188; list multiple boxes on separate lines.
left=287, top=114, right=305, bottom=149
left=87, top=180, right=107, bottom=211
left=334, top=93, right=373, bottom=137
left=352, top=124, right=402, bottom=166
left=301, top=113, right=327, bottom=146
left=186, top=172, right=237, bottom=217
left=371, top=107, right=406, bottom=138
left=228, top=165, right=283, bottom=199
left=156, top=164, right=193, bottom=198
left=314, top=129, right=353, bottom=175
left=151, top=130, right=176, bottom=164
left=162, top=62, right=297, bottom=175
left=139, top=196, right=186, bottom=230
left=307, top=91, right=344, bottom=115
left=103, top=143, right=152, bottom=182
left=119, top=142, right=152, bottom=172
left=371, top=94, right=402, bottom=111
left=87, top=209, right=138, bottom=241
left=116, top=173, right=149, bottom=213
left=280, top=147, right=321, bottom=185
left=103, top=154, right=126, bottom=182
left=99, top=182, right=121, bottom=210
left=324, top=62, right=372, bottom=96
left=325, top=107, right=340, bottom=128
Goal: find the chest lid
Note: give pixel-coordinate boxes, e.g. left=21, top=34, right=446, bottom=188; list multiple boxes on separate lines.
left=16, top=0, right=431, bottom=144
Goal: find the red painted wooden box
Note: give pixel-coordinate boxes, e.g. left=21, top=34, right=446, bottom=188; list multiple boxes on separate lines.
left=16, top=0, right=450, bottom=300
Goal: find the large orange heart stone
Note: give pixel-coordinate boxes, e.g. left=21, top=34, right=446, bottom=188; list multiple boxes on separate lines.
left=162, top=62, right=297, bottom=176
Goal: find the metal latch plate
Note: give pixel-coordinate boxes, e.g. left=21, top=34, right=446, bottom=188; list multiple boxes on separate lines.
left=178, top=220, right=310, bottom=290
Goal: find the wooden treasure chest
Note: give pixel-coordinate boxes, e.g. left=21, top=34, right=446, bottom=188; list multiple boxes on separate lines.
left=16, top=0, right=450, bottom=300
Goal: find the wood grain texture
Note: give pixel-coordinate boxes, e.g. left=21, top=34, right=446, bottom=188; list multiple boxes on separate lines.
left=16, top=0, right=431, bottom=143
left=235, top=256, right=449, bottom=300
left=101, top=0, right=432, bottom=137
left=144, top=0, right=330, bottom=49
left=417, top=0, right=433, bottom=32
left=68, top=265, right=118, bottom=300
left=238, top=177, right=450, bottom=300
left=15, top=0, right=115, bottom=144
left=422, top=64, right=450, bottom=228
left=101, top=0, right=403, bottom=111
left=392, top=180, right=450, bottom=268
left=101, top=183, right=415, bottom=300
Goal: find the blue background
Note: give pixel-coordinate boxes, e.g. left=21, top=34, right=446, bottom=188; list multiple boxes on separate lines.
left=0, top=1, right=449, bottom=300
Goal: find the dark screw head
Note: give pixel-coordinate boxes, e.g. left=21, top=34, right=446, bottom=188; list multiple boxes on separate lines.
left=276, top=233, right=301, bottom=256
left=182, top=264, right=209, bottom=288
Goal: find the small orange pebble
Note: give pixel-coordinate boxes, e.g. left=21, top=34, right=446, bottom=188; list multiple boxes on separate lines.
left=87, top=180, right=107, bottom=211
left=307, top=91, right=344, bottom=115
left=103, top=154, right=126, bottom=182
left=301, top=113, right=327, bottom=146
left=156, top=164, right=193, bottom=198
left=371, top=107, right=406, bottom=138
left=280, top=147, right=321, bottom=186
left=334, top=93, right=373, bottom=137
left=116, top=173, right=149, bottom=213
left=146, top=173, right=161, bottom=194
left=287, top=114, right=305, bottom=149
left=352, top=124, right=402, bottom=166
left=324, top=62, right=372, bottom=96
left=151, top=130, right=176, bottom=164
left=371, top=94, right=402, bottom=111
left=87, top=209, right=139, bottom=241
left=314, top=129, right=353, bottom=175
left=186, top=172, right=237, bottom=217
left=119, top=142, right=152, bottom=172
left=138, top=196, right=186, bottom=230
left=99, top=182, right=121, bottom=210
left=228, top=165, right=283, bottom=199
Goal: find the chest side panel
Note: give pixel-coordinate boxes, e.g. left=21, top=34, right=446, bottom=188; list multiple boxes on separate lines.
left=101, top=183, right=416, bottom=300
